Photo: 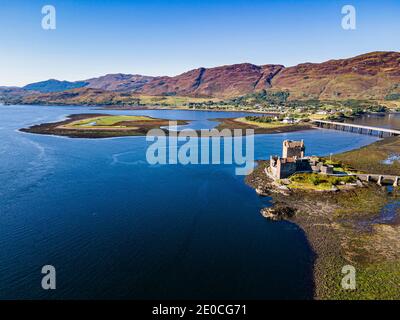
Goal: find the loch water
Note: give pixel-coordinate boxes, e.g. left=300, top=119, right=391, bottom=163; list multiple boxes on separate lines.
left=0, top=105, right=380, bottom=299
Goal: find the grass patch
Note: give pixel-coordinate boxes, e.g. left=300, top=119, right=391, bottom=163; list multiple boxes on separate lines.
left=235, top=117, right=292, bottom=129
left=323, top=159, right=358, bottom=174
left=68, top=115, right=155, bottom=128
left=289, top=173, right=356, bottom=191
left=334, top=186, right=389, bottom=217
left=333, top=136, right=400, bottom=175
left=320, top=259, right=400, bottom=300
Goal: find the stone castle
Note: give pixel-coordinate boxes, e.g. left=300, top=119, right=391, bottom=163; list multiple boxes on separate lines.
left=269, top=140, right=333, bottom=179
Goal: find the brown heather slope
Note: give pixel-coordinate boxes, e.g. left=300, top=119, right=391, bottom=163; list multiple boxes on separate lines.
left=3, top=51, right=400, bottom=104
left=84, top=73, right=154, bottom=91
left=272, top=51, right=400, bottom=100
left=138, top=63, right=284, bottom=98
left=83, top=51, right=400, bottom=100
left=18, top=88, right=143, bottom=106
left=0, top=87, right=36, bottom=99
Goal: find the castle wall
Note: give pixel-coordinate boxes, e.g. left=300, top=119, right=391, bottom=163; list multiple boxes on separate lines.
left=269, top=140, right=312, bottom=179
left=277, top=161, right=297, bottom=179
left=282, top=140, right=305, bottom=158
left=295, top=159, right=312, bottom=172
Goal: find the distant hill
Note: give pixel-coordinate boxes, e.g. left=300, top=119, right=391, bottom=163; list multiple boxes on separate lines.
left=137, top=64, right=284, bottom=98
left=0, top=86, right=34, bottom=101
left=4, top=51, right=400, bottom=104
left=17, top=88, right=141, bottom=106
left=84, top=74, right=154, bottom=91
left=23, top=79, right=88, bottom=93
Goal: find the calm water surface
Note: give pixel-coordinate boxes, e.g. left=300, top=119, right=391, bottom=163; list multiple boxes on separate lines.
left=0, top=105, right=379, bottom=299
left=346, top=113, right=400, bottom=130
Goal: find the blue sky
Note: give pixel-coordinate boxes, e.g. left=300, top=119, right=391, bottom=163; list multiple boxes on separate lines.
left=1, top=0, right=399, bottom=86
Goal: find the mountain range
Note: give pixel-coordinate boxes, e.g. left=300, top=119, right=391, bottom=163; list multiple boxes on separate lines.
left=2, top=51, right=400, bottom=104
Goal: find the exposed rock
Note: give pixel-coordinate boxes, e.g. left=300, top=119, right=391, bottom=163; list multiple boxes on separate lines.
left=261, top=206, right=297, bottom=221
left=255, top=187, right=269, bottom=196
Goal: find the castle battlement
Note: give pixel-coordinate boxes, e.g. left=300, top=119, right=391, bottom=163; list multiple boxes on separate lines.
left=269, top=140, right=333, bottom=179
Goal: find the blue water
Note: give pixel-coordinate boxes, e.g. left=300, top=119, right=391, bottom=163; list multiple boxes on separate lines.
left=0, top=105, right=379, bottom=299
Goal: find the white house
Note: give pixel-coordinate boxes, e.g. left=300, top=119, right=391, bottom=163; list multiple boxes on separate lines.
left=282, top=117, right=295, bottom=124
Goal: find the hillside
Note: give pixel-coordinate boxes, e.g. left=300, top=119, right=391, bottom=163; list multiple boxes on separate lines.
left=271, top=51, right=400, bottom=100
left=2, top=51, right=400, bottom=104
left=23, top=79, right=88, bottom=93
left=138, top=63, right=284, bottom=98
left=84, top=74, right=154, bottom=91
left=10, top=88, right=216, bottom=107
left=0, top=86, right=35, bottom=100
left=16, top=88, right=141, bottom=106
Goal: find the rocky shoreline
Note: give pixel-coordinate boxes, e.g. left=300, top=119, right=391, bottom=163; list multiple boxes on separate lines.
left=246, top=158, right=400, bottom=299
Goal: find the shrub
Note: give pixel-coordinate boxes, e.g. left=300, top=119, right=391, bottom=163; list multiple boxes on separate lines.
left=245, top=116, right=274, bottom=123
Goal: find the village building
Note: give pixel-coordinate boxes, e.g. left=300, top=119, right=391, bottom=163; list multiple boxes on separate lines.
left=282, top=117, right=296, bottom=124
left=268, top=140, right=334, bottom=179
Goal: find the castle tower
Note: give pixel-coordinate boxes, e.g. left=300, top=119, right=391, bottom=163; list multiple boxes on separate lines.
left=282, top=140, right=305, bottom=158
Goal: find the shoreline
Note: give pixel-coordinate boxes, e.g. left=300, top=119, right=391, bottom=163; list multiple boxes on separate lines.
left=19, top=113, right=314, bottom=138
left=5, top=102, right=397, bottom=116
left=19, top=114, right=189, bottom=139
left=101, top=105, right=281, bottom=115
left=214, top=117, right=314, bottom=134
left=4, top=102, right=282, bottom=115
left=245, top=139, right=400, bottom=299
left=11, top=104, right=400, bottom=298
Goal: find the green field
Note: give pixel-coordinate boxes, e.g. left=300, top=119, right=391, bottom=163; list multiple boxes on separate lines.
left=288, top=173, right=357, bottom=191
left=68, top=115, right=155, bottom=128
left=333, top=136, right=400, bottom=175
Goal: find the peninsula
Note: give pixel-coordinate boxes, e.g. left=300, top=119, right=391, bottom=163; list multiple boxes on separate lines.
left=247, top=138, right=400, bottom=299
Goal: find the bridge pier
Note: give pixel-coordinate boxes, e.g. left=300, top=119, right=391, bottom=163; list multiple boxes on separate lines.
left=378, top=131, right=383, bottom=138
left=377, top=175, right=384, bottom=186
left=394, top=177, right=399, bottom=187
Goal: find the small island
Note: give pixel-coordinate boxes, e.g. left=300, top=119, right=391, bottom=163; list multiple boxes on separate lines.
left=20, top=114, right=188, bottom=138
left=247, top=138, right=400, bottom=299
